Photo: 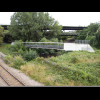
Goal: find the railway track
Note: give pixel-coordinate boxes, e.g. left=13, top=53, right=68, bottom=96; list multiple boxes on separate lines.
left=0, top=65, right=25, bottom=86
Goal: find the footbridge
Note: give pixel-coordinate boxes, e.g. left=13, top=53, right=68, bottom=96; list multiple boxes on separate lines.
left=21, top=41, right=94, bottom=52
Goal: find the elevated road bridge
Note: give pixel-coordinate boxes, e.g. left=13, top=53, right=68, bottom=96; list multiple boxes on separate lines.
left=1, top=25, right=87, bottom=30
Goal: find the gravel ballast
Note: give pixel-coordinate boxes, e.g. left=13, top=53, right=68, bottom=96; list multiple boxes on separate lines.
left=0, top=58, right=44, bottom=87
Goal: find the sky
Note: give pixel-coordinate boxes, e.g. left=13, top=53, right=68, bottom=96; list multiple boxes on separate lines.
left=0, top=12, right=100, bottom=26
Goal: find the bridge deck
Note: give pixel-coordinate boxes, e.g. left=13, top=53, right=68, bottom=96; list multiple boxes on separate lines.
left=21, top=42, right=94, bottom=52
left=23, top=42, right=64, bottom=50
left=1, top=25, right=87, bottom=30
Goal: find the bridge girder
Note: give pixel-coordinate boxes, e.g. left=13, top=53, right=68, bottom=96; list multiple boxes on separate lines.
left=1, top=25, right=87, bottom=30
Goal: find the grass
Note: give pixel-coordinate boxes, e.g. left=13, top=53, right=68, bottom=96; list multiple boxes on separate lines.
left=20, top=50, right=100, bottom=86
left=21, top=60, right=83, bottom=86
left=0, top=43, right=12, bottom=55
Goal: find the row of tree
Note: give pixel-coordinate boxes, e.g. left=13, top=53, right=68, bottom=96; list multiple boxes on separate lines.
left=76, top=23, right=100, bottom=48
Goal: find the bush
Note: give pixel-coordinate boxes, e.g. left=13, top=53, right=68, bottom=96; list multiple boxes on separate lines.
left=4, top=55, right=14, bottom=66
left=0, top=26, right=4, bottom=44
left=0, top=37, right=3, bottom=44
left=4, top=55, right=25, bottom=69
left=70, top=56, right=79, bottom=63
left=3, top=33, right=13, bottom=43
left=24, top=49, right=38, bottom=61
left=10, top=40, right=26, bottom=52
left=13, top=55, right=25, bottom=69
left=40, top=37, right=50, bottom=42
left=10, top=40, right=27, bottom=56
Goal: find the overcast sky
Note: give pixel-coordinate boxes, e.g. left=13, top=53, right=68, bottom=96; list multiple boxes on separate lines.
left=0, top=12, right=100, bottom=26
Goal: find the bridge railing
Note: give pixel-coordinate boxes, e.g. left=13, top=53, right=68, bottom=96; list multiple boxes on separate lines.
left=22, top=42, right=64, bottom=49
left=75, top=40, right=90, bottom=44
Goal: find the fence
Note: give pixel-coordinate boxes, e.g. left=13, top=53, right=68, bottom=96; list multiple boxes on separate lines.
left=75, top=40, right=90, bottom=44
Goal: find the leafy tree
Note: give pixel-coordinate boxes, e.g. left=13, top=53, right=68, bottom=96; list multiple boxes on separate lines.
left=94, top=27, right=100, bottom=47
left=9, top=12, right=62, bottom=42
left=3, top=30, right=13, bottom=43
left=76, top=22, right=100, bottom=48
left=0, top=26, right=4, bottom=44
left=86, top=23, right=99, bottom=36
left=76, top=29, right=87, bottom=40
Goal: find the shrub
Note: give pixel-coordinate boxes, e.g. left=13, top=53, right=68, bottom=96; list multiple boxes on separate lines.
left=13, top=55, right=25, bottom=69
left=10, top=40, right=26, bottom=52
left=4, top=55, right=14, bottom=67
left=0, top=37, right=3, bottom=44
left=18, top=49, right=25, bottom=56
left=3, top=33, right=13, bottom=43
left=70, top=56, right=79, bottom=63
left=0, top=26, right=4, bottom=44
left=4, top=55, right=25, bottom=69
left=24, top=49, right=38, bottom=61
left=40, top=37, right=50, bottom=42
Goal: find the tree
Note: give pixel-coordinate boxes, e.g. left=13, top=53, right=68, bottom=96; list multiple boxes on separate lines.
left=86, top=23, right=99, bottom=37
left=3, top=30, right=13, bottom=43
left=76, top=22, right=100, bottom=48
left=76, top=29, right=87, bottom=40
left=0, top=26, right=4, bottom=44
left=76, top=23, right=99, bottom=40
left=9, top=12, right=62, bottom=42
left=94, top=27, right=100, bottom=47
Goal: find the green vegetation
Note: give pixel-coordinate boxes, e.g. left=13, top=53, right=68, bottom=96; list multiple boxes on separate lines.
left=8, top=12, right=62, bottom=42
left=1, top=43, right=100, bottom=86
left=77, top=23, right=100, bottom=48
left=20, top=50, right=100, bottom=86
left=0, top=26, right=4, bottom=44
left=4, top=55, right=25, bottom=69
left=0, top=43, right=12, bottom=55
left=0, top=12, right=100, bottom=86
left=24, top=49, right=38, bottom=61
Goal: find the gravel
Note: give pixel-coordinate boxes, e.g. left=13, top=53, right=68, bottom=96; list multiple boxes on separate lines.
left=0, top=76, right=8, bottom=86
left=0, top=59, right=44, bottom=87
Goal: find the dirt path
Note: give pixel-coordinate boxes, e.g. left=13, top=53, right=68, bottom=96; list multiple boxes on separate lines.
left=0, top=59, right=44, bottom=86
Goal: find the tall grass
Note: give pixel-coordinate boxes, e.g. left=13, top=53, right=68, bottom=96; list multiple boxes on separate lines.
left=0, top=43, right=12, bottom=55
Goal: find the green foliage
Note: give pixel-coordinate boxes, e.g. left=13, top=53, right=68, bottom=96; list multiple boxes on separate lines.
left=76, top=22, right=100, bottom=48
left=2, top=43, right=100, bottom=86
left=3, top=30, right=13, bottom=43
left=0, top=37, right=3, bottom=44
left=70, top=56, right=79, bottom=63
left=21, top=50, right=100, bottom=86
left=86, top=36, right=96, bottom=46
left=24, top=49, right=38, bottom=61
left=0, top=26, right=4, bottom=44
left=10, top=40, right=26, bottom=53
left=9, top=12, right=62, bottom=42
left=4, top=55, right=25, bottom=69
left=4, top=55, right=13, bottom=65
left=95, top=30, right=100, bottom=48
left=13, top=55, right=25, bottom=69
left=38, top=37, right=61, bottom=57
left=40, top=37, right=50, bottom=42
left=0, top=26, right=4, bottom=36
left=0, top=43, right=12, bottom=55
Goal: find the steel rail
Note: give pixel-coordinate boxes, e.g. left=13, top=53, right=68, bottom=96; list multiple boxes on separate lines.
left=0, top=74, right=10, bottom=86
left=0, top=64, right=25, bottom=86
